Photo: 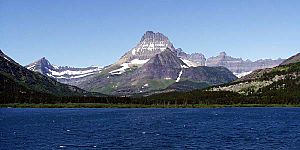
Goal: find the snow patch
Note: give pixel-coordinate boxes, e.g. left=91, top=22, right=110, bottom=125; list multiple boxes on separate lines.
left=234, top=71, right=252, bottom=78
left=53, top=65, right=59, bottom=69
left=109, top=59, right=149, bottom=75
left=181, top=65, right=189, bottom=69
left=30, top=65, right=102, bottom=80
left=131, top=41, right=169, bottom=55
left=69, top=72, right=96, bottom=79
left=109, top=63, right=130, bottom=75
left=176, top=70, right=183, bottom=82
left=131, top=59, right=150, bottom=65
left=27, top=65, right=35, bottom=70
left=49, top=68, right=101, bottom=76
left=132, top=49, right=136, bottom=55
left=180, top=59, right=197, bottom=67
left=46, top=73, right=55, bottom=78
left=3, top=56, right=10, bottom=62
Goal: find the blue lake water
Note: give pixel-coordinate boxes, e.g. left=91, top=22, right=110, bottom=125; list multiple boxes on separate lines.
left=1, top=108, right=300, bottom=149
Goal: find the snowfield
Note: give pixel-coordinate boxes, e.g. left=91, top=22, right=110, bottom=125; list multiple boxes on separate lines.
left=109, top=59, right=150, bottom=75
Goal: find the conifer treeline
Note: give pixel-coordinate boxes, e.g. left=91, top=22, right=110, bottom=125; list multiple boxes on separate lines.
left=1, top=89, right=299, bottom=105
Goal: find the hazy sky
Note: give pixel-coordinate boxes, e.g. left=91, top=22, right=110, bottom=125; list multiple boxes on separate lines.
left=1, top=0, right=299, bottom=67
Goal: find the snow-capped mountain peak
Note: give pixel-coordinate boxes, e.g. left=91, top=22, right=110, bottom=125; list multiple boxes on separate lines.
left=115, top=31, right=176, bottom=65
left=131, top=31, right=175, bottom=56
left=26, top=58, right=102, bottom=85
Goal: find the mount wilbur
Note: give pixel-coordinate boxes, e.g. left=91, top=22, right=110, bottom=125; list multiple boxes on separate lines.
left=25, top=31, right=285, bottom=95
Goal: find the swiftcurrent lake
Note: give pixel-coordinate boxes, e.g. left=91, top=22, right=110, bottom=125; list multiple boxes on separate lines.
left=1, top=108, right=300, bottom=149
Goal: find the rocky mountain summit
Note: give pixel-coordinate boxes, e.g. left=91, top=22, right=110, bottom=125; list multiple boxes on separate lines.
left=115, top=31, right=176, bottom=65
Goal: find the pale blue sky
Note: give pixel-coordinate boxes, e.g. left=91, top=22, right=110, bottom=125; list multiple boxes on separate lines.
left=1, top=0, right=299, bottom=67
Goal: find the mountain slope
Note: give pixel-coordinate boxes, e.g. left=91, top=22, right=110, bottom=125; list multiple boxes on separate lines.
left=131, top=49, right=186, bottom=81
left=0, top=50, right=96, bottom=97
left=280, top=53, right=300, bottom=66
left=210, top=53, right=300, bottom=95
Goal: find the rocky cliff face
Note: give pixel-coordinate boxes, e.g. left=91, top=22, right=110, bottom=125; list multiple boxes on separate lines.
left=116, top=31, right=176, bottom=65
left=206, top=52, right=284, bottom=75
left=26, top=58, right=102, bottom=86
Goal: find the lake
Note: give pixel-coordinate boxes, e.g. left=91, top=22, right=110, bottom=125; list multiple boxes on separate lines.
left=1, top=108, right=300, bottom=149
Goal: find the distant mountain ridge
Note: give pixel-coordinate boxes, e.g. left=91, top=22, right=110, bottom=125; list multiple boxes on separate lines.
left=206, top=52, right=284, bottom=75
left=26, top=57, right=102, bottom=86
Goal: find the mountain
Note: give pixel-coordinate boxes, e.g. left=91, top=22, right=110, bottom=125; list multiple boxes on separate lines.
left=26, top=57, right=102, bottom=86
left=210, top=52, right=300, bottom=96
left=280, top=53, right=300, bottom=66
left=206, top=52, right=284, bottom=77
left=76, top=33, right=237, bottom=95
left=0, top=50, right=94, bottom=97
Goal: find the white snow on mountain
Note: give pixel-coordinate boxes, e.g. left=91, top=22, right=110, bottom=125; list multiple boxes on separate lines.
left=26, top=62, right=102, bottom=80
left=176, top=70, right=183, bottom=82
left=132, top=42, right=170, bottom=55
left=234, top=71, right=253, bottom=78
left=49, top=68, right=101, bottom=76
left=3, top=56, right=10, bottom=62
left=180, top=58, right=198, bottom=67
left=130, top=59, right=150, bottom=64
left=53, top=65, right=59, bottom=69
left=110, top=59, right=150, bottom=75
left=27, top=65, right=35, bottom=70
left=49, top=67, right=102, bottom=79
left=109, top=63, right=130, bottom=75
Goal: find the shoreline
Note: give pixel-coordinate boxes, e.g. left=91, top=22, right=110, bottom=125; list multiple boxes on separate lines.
left=1, top=103, right=300, bottom=108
